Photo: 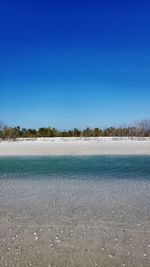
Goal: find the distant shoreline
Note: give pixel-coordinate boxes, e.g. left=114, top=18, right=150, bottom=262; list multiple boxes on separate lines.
left=0, top=137, right=150, bottom=156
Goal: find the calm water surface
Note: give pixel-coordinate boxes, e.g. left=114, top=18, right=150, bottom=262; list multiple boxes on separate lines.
left=0, top=156, right=150, bottom=180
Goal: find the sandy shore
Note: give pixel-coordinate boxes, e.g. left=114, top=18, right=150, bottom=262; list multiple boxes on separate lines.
left=0, top=151, right=150, bottom=266
left=0, top=138, right=150, bottom=155
left=1, top=178, right=150, bottom=267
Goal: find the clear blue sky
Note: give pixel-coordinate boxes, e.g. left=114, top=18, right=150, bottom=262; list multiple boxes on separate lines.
left=1, top=0, right=150, bottom=129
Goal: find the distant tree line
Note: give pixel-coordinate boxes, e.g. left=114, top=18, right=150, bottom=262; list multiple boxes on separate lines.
left=0, top=119, right=150, bottom=140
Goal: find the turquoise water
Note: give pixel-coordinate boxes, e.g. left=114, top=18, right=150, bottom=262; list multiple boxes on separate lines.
left=0, top=156, right=150, bottom=180
left=0, top=156, right=150, bottom=266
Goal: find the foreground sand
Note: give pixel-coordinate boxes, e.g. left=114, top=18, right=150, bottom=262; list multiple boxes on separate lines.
left=0, top=178, right=150, bottom=267
left=0, top=137, right=150, bottom=155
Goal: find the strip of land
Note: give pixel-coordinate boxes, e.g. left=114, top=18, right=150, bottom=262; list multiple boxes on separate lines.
left=0, top=137, right=150, bottom=155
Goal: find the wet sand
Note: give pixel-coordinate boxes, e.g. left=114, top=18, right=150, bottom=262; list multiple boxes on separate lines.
left=0, top=178, right=150, bottom=267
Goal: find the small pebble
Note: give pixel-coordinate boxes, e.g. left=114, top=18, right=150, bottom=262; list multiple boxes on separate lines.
left=109, top=254, right=113, bottom=258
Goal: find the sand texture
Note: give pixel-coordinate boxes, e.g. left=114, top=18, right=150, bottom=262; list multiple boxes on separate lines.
left=0, top=178, right=150, bottom=267
left=0, top=138, right=150, bottom=155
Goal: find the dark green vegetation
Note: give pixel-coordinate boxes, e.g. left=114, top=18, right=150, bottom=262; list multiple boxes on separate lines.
left=0, top=119, right=150, bottom=140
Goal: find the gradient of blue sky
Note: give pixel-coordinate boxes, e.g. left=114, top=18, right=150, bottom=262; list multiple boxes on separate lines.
left=0, top=0, right=150, bottom=129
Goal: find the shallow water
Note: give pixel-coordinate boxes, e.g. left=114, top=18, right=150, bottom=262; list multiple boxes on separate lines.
left=0, top=155, right=150, bottom=180
left=0, top=156, right=150, bottom=267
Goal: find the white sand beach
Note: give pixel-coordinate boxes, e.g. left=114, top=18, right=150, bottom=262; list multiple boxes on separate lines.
left=0, top=137, right=150, bottom=156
